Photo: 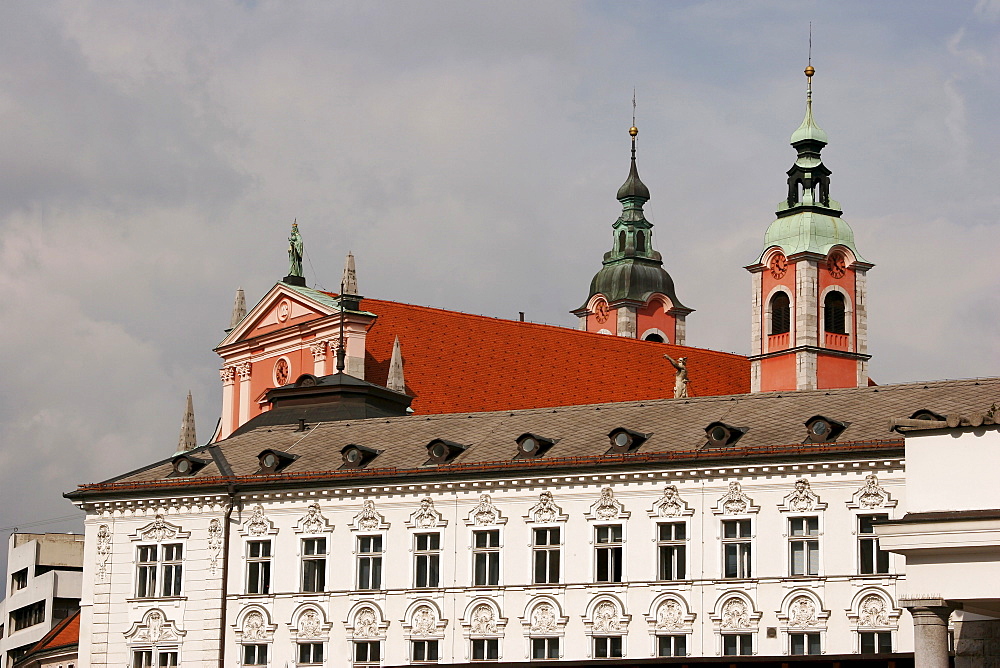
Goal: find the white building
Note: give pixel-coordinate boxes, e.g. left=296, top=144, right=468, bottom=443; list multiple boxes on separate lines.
left=65, top=376, right=1000, bottom=667
left=0, top=534, right=83, bottom=667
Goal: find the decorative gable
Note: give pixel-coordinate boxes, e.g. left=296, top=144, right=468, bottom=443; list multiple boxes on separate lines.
left=131, top=514, right=190, bottom=542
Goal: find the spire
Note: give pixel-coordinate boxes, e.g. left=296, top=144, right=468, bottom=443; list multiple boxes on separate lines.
left=284, top=220, right=306, bottom=287
left=342, top=251, right=358, bottom=295
left=175, top=391, right=197, bottom=454
left=230, top=287, right=246, bottom=329
left=336, top=279, right=347, bottom=374
left=616, top=124, right=650, bottom=202
left=790, top=63, right=828, bottom=146
left=387, top=336, right=406, bottom=394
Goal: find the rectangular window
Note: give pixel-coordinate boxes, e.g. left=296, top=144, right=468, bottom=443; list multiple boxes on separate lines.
left=789, top=517, right=820, bottom=576
left=859, top=515, right=890, bottom=574
left=301, top=537, right=327, bottom=593
left=723, top=633, right=752, bottom=656
left=595, top=525, right=623, bottom=583
left=593, top=636, right=623, bottom=658
left=136, top=544, right=183, bottom=598
left=657, top=634, right=687, bottom=657
left=160, top=544, right=183, bottom=596
left=354, top=640, right=380, bottom=666
left=414, top=533, right=441, bottom=588
left=156, top=652, right=179, bottom=667
left=657, top=522, right=686, bottom=580
left=10, top=568, right=27, bottom=593
left=246, top=541, right=271, bottom=595
left=242, top=644, right=268, bottom=666
left=532, top=527, right=560, bottom=584
left=298, top=642, right=324, bottom=664
left=531, top=637, right=559, bottom=659
left=11, top=601, right=45, bottom=631
left=411, top=639, right=439, bottom=662
left=722, top=519, right=751, bottom=579
left=860, top=631, right=893, bottom=654
left=137, top=545, right=158, bottom=597
left=472, top=530, right=500, bottom=587
left=471, top=638, right=499, bottom=661
left=790, top=632, right=821, bottom=655
left=132, top=651, right=153, bottom=668
left=357, top=535, right=383, bottom=590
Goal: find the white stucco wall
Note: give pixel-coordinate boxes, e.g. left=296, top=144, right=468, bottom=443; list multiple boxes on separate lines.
left=903, top=428, right=1000, bottom=513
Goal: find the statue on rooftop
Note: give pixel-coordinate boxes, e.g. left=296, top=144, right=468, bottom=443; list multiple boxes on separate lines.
left=663, top=353, right=689, bottom=398
left=288, top=221, right=304, bottom=278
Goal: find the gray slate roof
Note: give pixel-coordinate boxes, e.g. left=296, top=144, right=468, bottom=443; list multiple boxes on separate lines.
left=73, top=377, right=1000, bottom=497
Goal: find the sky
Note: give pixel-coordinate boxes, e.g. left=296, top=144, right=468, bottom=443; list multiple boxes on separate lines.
left=0, top=1, right=998, bottom=574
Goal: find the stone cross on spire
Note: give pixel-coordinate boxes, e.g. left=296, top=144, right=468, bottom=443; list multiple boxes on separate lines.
left=230, top=287, right=246, bottom=330
left=387, top=336, right=406, bottom=394
left=176, top=391, right=197, bottom=453
left=342, top=251, right=358, bottom=295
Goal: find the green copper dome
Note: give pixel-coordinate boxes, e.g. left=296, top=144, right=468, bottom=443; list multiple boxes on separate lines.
left=759, top=210, right=865, bottom=261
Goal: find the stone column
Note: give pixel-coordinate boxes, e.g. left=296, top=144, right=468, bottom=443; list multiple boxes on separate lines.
left=236, top=362, right=252, bottom=428
left=901, top=597, right=956, bottom=668
left=219, top=366, right=236, bottom=439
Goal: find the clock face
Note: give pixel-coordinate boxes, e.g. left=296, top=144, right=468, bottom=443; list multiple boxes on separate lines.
left=594, top=299, right=610, bottom=324
left=769, top=252, right=787, bottom=279
left=277, top=299, right=291, bottom=322
left=274, top=358, right=290, bottom=386
left=827, top=252, right=847, bottom=279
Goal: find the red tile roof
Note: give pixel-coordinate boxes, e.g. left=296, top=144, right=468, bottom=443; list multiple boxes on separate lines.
left=16, top=609, right=79, bottom=663
left=356, top=298, right=749, bottom=414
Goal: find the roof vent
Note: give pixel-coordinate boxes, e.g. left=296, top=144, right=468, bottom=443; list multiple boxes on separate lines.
left=704, top=421, right=748, bottom=448
left=804, top=415, right=848, bottom=443
left=909, top=409, right=945, bottom=422
left=425, top=439, right=467, bottom=465
left=170, top=454, right=210, bottom=477
left=340, top=444, right=380, bottom=469
left=607, top=427, right=649, bottom=454
left=257, top=448, right=297, bottom=474
left=515, top=433, right=555, bottom=459
left=294, top=373, right=319, bottom=387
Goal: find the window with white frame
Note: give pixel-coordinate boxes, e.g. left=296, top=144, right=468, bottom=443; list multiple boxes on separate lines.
left=472, top=530, right=500, bottom=587
left=859, top=631, right=892, bottom=654
left=471, top=637, right=499, bottom=661
left=790, top=632, right=821, bottom=655
left=246, top=541, right=271, bottom=595
left=531, top=637, right=559, bottom=659
left=298, top=642, right=324, bottom=665
left=788, top=516, right=820, bottom=576
left=722, top=519, right=751, bottom=578
left=858, top=515, right=890, bottom=574
left=657, top=522, right=686, bottom=580
left=136, top=544, right=183, bottom=598
left=657, top=634, right=687, bottom=657
left=722, top=633, right=752, bottom=656
left=414, top=533, right=441, bottom=588
left=132, top=650, right=179, bottom=667
left=595, top=525, right=623, bottom=583
left=242, top=644, right=268, bottom=666
left=354, top=640, right=380, bottom=666
left=411, top=639, right=439, bottom=663
left=532, top=527, right=560, bottom=584
left=357, top=535, right=383, bottom=590
left=301, top=537, right=326, bottom=593
left=593, top=636, right=623, bottom=658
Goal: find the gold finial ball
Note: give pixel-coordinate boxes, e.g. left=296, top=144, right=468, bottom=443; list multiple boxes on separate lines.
left=804, top=65, right=815, bottom=77
left=629, top=126, right=638, bottom=137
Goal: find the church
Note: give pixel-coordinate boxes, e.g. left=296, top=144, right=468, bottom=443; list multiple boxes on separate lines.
left=62, top=65, right=998, bottom=668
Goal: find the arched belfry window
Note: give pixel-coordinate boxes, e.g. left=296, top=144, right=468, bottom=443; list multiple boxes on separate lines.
left=618, top=230, right=627, bottom=253
left=770, top=292, right=790, bottom=335
left=824, top=292, right=846, bottom=334
left=636, top=230, right=646, bottom=252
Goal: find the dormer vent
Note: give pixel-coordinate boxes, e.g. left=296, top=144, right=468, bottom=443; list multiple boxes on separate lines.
left=425, top=439, right=466, bottom=465
left=515, top=433, right=555, bottom=459
left=257, top=448, right=297, bottom=474
left=607, top=427, right=649, bottom=454
left=909, top=409, right=945, bottom=422
left=340, top=444, right=380, bottom=469
left=295, top=374, right=319, bottom=387
left=170, top=454, right=209, bottom=477
left=704, top=421, right=748, bottom=448
left=804, top=415, right=848, bottom=443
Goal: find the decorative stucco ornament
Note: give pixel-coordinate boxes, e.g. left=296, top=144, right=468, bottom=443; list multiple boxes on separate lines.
left=721, top=598, right=750, bottom=630
left=246, top=505, right=270, bottom=536
left=300, top=503, right=327, bottom=534
left=471, top=604, right=497, bottom=634
left=591, top=487, right=627, bottom=520
left=142, top=514, right=178, bottom=542
left=531, top=603, right=557, bottom=633
left=355, top=500, right=384, bottom=531
left=652, top=485, right=689, bottom=517
left=859, top=594, right=889, bottom=627
left=354, top=608, right=379, bottom=638
left=656, top=600, right=684, bottom=630
left=412, top=606, right=436, bottom=636
left=208, top=519, right=223, bottom=575
left=96, top=524, right=112, bottom=580
left=786, top=478, right=822, bottom=512
left=528, top=491, right=565, bottom=523
left=470, top=494, right=502, bottom=526
left=719, top=481, right=755, bottom=515
left=243, top=611, right=266, bottom=640
left=858, top=474, right=888, bottom=509
left=298, top=610, right=322, bottom=639
left=593, top=601, right=621, bottom=633
left=409, top=497, right=443, bottom=528
left=788, top=596, right=818, bottom=627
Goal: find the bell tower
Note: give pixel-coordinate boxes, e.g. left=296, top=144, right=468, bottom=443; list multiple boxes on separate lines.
left=747, top=64, right=874, bottom=392
left=573, top=125, right=692, bottom=343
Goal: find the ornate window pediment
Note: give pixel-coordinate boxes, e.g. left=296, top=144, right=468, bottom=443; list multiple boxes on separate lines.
left=645, top=594, right=696, bottom=633
left=345, top=603, right=389, bottom=639
left=131, top=514, right=190, bottom=542
left=524, top=491, right=568, bottom=524
left=647, top=485, right=694, bottom=518
left=583, top=597, right=630, bottom=636
left=406, top=497, right=447, bottom=529
left=710, top=594, right=761, bottom=630
left=239, top=504, right=277, bottom=537
left=520, top=598, right=568, bottom=636
left=235, top=607, right=276, bottom=641
left=848, top=590, right=900, bottom=629
left=125, top=609, right=186, bottom=644
left=778, top=478, right=828, bottom=512
left=461, top=600, right=506, bottom=638
left=291, top=606, right=332, bottom=641
left=847, top=473, right=898, bottom=510
left=585, top=487, right=630, bottom=521
left=351, top=499, right=389, bottom=531
left=777, top=592, right=830, bottom=629
left=295, top=502, right=333, bottom=534
left=402, top=601, right=448, bottom=638
left=712, top=481, right=760, bottom=515
left=464, top=493, right=507, bottom=526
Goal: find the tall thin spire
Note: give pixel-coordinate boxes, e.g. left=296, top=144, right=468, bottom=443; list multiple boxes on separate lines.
left=230, top=287, right=246, bottom=330
left=176, top=391, right=197, bottom=454
left=342, top=251, right=358, bottom=295
left=387, top=336, right=406, bottom=394
left=336, top=280, right=347, bottom=374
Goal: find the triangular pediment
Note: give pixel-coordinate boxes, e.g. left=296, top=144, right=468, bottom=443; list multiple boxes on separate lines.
left=218, top=283, right=340, bottom=348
